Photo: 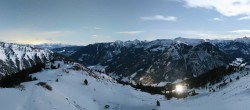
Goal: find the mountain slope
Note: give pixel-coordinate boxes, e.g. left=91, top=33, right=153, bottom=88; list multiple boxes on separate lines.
left=0, top=63, right=250, bottom=110
left=53, top=38, right=240, bottom=84
left=0, top=42, right=74, bottom=80
left=0, top=42, right=52, bottom=77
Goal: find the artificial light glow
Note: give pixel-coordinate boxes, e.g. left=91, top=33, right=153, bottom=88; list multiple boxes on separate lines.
left=176, top=85, right=184, bottom=94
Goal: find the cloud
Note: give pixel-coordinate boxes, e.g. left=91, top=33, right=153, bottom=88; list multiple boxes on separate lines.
left=182, top=0, right=250, bottom=17
left=238, top=16, right=250, bottom=20
left=116, top=31, right=144, bottom=35
left=94, top=27, right=102, bottom=30
left=212, top=17, right=224, bottom=21
left=140, top=15, right=177, bottom=21
left=230, top=29, right=250, bottom=34
left=91, top=35, right=98, bottom=38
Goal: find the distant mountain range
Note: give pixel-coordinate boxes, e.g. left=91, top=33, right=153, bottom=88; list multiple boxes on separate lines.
left=34, top=43, right=76, bottom=49
left=53, top=37, right=250, bottom=84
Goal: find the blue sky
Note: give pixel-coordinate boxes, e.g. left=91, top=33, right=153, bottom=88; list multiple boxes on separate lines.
left=1, top=0, right=250, bottom=45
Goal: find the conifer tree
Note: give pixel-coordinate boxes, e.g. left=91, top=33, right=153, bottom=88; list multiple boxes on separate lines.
left=84, top=79, right=88, bottom=85
left=156, top=100, right=160, bottom=106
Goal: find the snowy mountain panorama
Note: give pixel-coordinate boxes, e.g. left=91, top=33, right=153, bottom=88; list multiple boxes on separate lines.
left=53, top=37, right=250, bottom=85
left=5, top=0, right=250, bottom=109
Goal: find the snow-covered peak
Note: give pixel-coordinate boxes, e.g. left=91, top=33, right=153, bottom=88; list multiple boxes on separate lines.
left=235, top=36, right=250, bottom=44
left=174, top=37, right=205, bottom=46
left=111, top=39, right=146, bottom=47
left=0, top=42, right=51, bottom=61
left=78, top=37, right=250, bottom=50
left=0, top=42, right=53, bottom=75
left=148, top=39, right=173, bottom=45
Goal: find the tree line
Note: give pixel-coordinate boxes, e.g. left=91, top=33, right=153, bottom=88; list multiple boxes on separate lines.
left=116, top=64, right=241, bottom=99
left=0, top=63, right=44, bottom=88
left=183, top=65, right=238, bottom=89
left=116, top=80, right=165, bottom=95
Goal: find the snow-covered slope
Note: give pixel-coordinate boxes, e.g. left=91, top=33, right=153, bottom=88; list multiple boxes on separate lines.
left=0, top=63, right=161, bottom=110
left=0, top=42, right=52, bottom=76
left=1, top=63, right=250, bottom=110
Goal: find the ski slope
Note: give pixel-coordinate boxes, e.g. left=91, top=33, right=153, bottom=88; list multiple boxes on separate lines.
left=0, top=63, right=250, bottom=110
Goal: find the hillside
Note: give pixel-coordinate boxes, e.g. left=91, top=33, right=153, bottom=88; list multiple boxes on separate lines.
left=0, top=63, right=250, bottom=110
left=0, top=42, right=52, bottom=77
left=0, top=41, right=75, bottom=82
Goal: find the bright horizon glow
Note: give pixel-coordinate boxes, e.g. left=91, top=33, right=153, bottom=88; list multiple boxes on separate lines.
left=8, top=40, right=62, bottom=45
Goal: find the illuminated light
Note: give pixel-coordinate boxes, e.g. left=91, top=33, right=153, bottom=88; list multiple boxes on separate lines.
left=175, top=84, right=184, bottom=94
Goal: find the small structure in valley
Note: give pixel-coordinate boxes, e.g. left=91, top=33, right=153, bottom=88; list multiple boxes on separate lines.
left=45, top=60, right=64, bottom=69
left=45, top=61, right=52, bottom=69
left=54, top=61, right=64, bottom=68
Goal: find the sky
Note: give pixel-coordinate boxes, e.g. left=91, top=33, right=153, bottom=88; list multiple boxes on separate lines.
left=1, top=0, right=250, bottom=45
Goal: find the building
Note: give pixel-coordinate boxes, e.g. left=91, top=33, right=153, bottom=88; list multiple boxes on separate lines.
left=54, top=61, right=64, bottom=68
left=45, top=61, right=52, bottom=69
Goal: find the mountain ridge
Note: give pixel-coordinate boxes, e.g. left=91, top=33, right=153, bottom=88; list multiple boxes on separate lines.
left=0, top=41, right=73, bottom=79
left=53, top=37, right=250, bottom=84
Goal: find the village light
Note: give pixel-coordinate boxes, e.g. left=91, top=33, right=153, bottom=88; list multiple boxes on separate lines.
left=175, top=84, right=184, bottom=94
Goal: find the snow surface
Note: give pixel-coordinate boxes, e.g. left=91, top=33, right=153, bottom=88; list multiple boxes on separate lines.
left=230, top=58, right=246, bottom=67
left=1, top=64, right=250, bottom=110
